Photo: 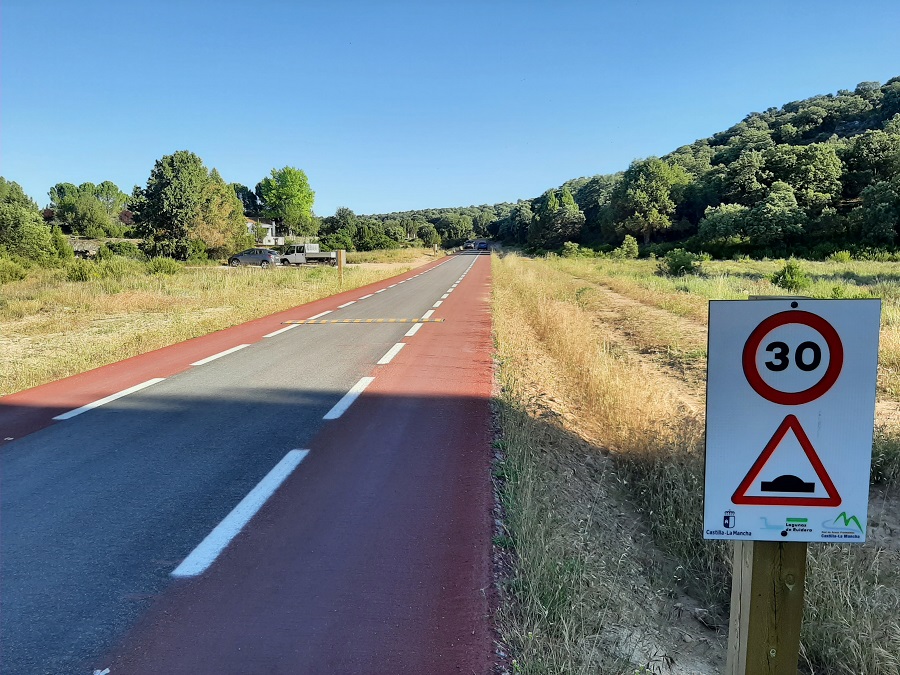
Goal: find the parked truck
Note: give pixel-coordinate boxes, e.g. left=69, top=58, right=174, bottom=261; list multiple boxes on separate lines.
left=279, top=243, right=338, bottom=266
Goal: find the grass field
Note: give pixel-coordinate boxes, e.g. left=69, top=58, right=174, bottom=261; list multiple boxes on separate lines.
left=493, top=253, right=900, bottom=674
left=0, top=249, right=440, bottom=396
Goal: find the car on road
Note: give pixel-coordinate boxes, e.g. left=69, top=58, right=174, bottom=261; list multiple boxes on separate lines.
left=463, top=241, right=475, bottom=250
left=476, top=241, right=489, bottom=250
left=227, top=248, right=280, bottom=268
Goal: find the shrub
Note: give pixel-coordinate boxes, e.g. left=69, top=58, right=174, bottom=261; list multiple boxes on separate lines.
left=770, top=260, right=811, bottom=291
left=827, top=250, right=853, bottom=263
left=0, top=257, right=27, bottom=284
left=66, top=259, right=100, bottom=282
left=613, top=234, right=639, bottom=259
left=560, top=241, right=583, bottom=258
left=146, top=257, right=181, bottom=275
left=103, top=240, right=145, bottom=260
left=97, top=255, right=144, bottom=280
left=657, top=248, right=703, bottom=276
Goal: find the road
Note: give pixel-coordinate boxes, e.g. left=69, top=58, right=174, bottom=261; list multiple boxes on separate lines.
left=0, top=252, right=494, bottom=674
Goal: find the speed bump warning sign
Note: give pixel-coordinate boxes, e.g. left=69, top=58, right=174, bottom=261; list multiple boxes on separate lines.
left=704, top=299, right=881, bottom=543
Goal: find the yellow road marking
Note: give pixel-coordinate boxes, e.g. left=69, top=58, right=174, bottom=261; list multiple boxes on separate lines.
left=283, top=318, right=446, bottom=325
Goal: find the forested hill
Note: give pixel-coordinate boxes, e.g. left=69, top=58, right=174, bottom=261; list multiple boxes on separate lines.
left=358, top=77, right=900, bottom=258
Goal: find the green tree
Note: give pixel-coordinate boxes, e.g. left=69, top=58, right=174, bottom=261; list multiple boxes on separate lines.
left=612, top=158, right=690, bottom=244
left=0, top=178, right=62, bottom=263
left=698, top=203, right=750, bottom=241
left=256, top=166, right=316, bottom=236
left=194, top=169, right=251, bottom=256
left=528, top=187, right=586, bottom=249
left=745, top=181, right=806, bottom=245
left=499, top=201, right=533, bottom=244
left=855, top=176, right=900, bottom=245
left=231, top=183, right=260, bottom=216
left=723, top=150, right=771, bottom=205
left=94, top=181, right=128, bottom=219
left=132, top=150, right=210, bottom=259
left=417, top=223, right=440, bottom=246
left=51, top=181, right=127, bottom=237
left=840, top=130, right=900, bottom=199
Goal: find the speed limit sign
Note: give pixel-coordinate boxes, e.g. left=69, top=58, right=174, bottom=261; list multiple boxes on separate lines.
left=704, top=299, right=881, bottom=543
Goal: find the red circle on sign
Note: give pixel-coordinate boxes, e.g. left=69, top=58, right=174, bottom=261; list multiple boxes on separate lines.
left=742, top=310, right=843, bottom=405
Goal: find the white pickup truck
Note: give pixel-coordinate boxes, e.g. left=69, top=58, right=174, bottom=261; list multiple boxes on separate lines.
left=279, top=244, right=338, bottom=266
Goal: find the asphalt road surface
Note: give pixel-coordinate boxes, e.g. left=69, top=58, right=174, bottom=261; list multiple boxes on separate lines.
left=0, top=252, right=494, bottom=674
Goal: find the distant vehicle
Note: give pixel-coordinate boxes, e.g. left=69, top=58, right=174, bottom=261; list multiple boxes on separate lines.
left=463, top=241, right=475, bottom=250
left=228, top=248, right=280, bottom=268
left=476, top=241, right=489, bottom=250
left=280, top=243, right=338, bottom=266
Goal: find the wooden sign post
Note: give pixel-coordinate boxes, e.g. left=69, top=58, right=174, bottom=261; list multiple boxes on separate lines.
left=725, top=541, right=807, bottom=674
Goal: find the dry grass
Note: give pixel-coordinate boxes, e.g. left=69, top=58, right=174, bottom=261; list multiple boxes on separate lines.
left=345, top=247, right=444, bottom=264
left=493, top=254, right=727, bottom=674
left=0, top=257, right=419, bottom=396
left=493, top=253, right=900, bottom=674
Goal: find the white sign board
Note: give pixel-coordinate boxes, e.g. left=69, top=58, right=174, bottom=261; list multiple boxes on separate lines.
left=704, top=299, right=881, bottom=543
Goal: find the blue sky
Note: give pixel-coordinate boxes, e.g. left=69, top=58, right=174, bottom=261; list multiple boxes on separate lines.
left=2, top=1, right=899, bottom=215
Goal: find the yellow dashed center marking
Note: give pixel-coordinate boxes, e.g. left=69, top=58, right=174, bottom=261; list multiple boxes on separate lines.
left=283, top=318, right=446, bottom=325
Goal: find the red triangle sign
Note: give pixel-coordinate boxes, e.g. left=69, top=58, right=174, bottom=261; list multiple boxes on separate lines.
left=732, top=414, right=841, bottom=507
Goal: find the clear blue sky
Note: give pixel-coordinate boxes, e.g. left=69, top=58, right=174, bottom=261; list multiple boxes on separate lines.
left=2, top=1, right=899, bottom=215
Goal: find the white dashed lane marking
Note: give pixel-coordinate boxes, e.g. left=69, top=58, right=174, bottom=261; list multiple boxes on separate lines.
left=323, top=377, right=375, bottom=420
left=171, top=449, right=309, bottom=578
left=190, top=344, right=250, bottom=366
left=53, top=378, right=167, bottom=421
left=377, top=343, right=406, bottom=365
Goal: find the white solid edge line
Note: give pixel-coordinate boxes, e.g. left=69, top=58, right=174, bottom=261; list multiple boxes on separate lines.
left=307, top=310, right=333, bottom=320
left=377, top=342, right=406, bottom=365
left=405, top=322, right=423, bottom=337
left=323, top=376, right=376, bottom=420
left=422, top=309, right=435, bottom=319
left=263, top=324, right=298, bottom=338
left=359, top=294, right=373, bottom=299
left=53, top=378, right=167, bottom=421
left=433, top=300, right=443, bottom=307
left=337, top=300, right=356, bottom=308
left=190, top=344, right=250, bottom=366
left=171, top=449, right=309, bottom=578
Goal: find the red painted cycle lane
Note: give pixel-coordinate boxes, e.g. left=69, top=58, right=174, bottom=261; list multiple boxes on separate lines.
left=101, top=254, right=495, bottom=674
left=0, top=257, right=449, bottom=446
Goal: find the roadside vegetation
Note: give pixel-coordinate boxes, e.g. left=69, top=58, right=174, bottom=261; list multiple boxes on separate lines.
left=493, top=253, right=900, bottom=674
left=0, top=250, right=438, bottom=397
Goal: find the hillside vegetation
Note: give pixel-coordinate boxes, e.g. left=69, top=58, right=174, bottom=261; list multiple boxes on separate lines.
left=363, top=77, right=900, bottom=259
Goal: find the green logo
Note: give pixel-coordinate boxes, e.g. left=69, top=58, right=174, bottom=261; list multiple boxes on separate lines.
left=824, top=512, right=864, bottom=533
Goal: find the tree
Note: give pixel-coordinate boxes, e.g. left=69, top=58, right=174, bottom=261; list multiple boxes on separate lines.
left=612, top=158, right=690, bottom=244
left=50, top=180, right=128, bottom=237
left=855, top=176, right=900, bottom=245
left=194, top=169, right=251, bottom=256
left=697, top=203, right=750, bottom=241
left=745, top=182, right=806, bottom=245
left=417, top=223, right=440, bottom=246
left=499, top=201, right=533, bottom=243
left=723, top=150, right=771, bottom=205
left=231, top=183, right=260, bottom=216
left=94, top=181, right=128, bottom=219
left=840, top=130, right=900, bottom=199
left=528, top=187, right=585, bottom=249
left=0, top=177, right=67, bottom=263
left=131, top=150, right=210, bottom=259
left=256, top=166, right=316, bottom=236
